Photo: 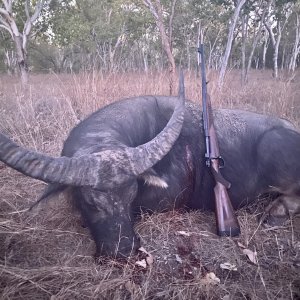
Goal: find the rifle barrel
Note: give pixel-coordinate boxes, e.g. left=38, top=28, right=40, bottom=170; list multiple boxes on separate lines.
left=198, top=44, right=210, bottom=162
left=198, top=43, right=240, bottom=237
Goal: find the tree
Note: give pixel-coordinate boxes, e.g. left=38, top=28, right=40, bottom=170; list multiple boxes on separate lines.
left=0, top=0, right=45, bottom=84
left=264, top=0, right=294, bottom=78
left=288, top=6, right=300, bottom=72
left=143, top=0, right=177, bottom=95
left=245, top=0, right=269, bottom=81
left=218, top=0, right=247, bottom=88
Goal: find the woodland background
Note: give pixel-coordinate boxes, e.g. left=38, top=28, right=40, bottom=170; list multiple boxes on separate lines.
left=0, top=0, right=299, bottom=87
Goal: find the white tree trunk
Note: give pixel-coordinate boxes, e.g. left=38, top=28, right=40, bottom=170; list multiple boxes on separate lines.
left=246, top=0, right=268, bottom=80
left=218, top=0, right=246, bottom=88
left=281, top=45, right=286, bottom=70
left=289, top=13, right=300, bottom=72
left=264, top=1, right=292, bottom=78
left=262, top=32, right=269, bottom=70
left=0, top=0, right=45, bottom=84
left=241, top=12, right=247, bottom=85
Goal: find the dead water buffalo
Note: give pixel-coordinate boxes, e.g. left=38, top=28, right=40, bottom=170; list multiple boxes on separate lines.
left=1, top=80, right=300, bottom=258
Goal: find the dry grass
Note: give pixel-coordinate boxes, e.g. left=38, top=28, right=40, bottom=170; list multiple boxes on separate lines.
left=0, top=70, right=300, bottom=299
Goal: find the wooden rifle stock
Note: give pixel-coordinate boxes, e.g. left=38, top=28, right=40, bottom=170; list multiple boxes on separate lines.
left=207, top=95, right=240, bottom=236
left=198, top=44, right=240, bottom=237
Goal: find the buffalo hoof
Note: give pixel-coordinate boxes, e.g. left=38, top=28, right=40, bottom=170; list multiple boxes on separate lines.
left=262, top=214, right=289, bottom=226
left=262, top=195, right=295, bottom=226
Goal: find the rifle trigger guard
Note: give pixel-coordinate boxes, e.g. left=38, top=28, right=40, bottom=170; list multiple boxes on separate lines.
left=210, top=156, right=225, bottom=168
left=218, top=156, right=225, bottom=169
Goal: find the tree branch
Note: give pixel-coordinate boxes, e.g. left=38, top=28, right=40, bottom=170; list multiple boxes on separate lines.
left=143, top=0, right=158, bottom=20
left=25, top=0, right=31, bottom=20
left=23, top=0, right=45, bottom=50
left=0, top=7, right=20, bottom=37
left=2, top=0, right=12, bottom=13
left=0, top=7, right=10, bottom=18
left=30, top=0, right=45, bottom=24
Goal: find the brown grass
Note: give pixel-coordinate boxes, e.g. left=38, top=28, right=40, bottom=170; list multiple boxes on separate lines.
left=0, top=70, right=300, bottom=299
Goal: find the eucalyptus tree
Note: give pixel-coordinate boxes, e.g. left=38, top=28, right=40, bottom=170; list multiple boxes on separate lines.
left=143, top=0, right=178, bottom=94
left=244, top=0, right=270, bottom=81
left=174, top=0, right=230, bottom=70
left=0, top=0, right=46, bottom=83
left=263, top=0, right=296, bottom=78
left=288, top=3, right=300, bottom=72
left=218, top=0, right=247, bottom=88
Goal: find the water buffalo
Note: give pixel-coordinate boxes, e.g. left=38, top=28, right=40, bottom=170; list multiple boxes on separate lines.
left=1, top=77, right=300, bottom=258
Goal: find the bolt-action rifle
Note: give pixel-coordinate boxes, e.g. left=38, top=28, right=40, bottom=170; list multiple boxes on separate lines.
left=198, top=44, right=240, bottom=236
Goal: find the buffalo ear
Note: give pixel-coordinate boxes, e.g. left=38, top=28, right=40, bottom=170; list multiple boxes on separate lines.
left=139, top=168, right=168, bottom=189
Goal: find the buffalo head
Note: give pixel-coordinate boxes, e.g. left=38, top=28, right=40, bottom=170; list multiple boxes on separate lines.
left=0, top=74, right=186, bottom=258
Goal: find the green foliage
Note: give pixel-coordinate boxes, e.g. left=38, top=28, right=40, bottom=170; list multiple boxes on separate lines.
left=1, top=0, right=299, bottom=73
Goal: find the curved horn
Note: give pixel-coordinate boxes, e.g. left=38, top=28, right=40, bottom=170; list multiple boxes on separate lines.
left=128, top=70, right=185, bottom=175
left=0, top=73, right=185, bottom=189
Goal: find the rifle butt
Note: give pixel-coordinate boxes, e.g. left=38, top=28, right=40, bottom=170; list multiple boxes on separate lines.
left=214, top=183, right=240, bottom=237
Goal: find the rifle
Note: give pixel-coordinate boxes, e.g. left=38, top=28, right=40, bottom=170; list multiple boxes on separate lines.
left=198, top=44, right=240, bottom=237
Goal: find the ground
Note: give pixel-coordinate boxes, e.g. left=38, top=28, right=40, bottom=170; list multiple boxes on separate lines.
left=0, top=70, right=299, bottom=299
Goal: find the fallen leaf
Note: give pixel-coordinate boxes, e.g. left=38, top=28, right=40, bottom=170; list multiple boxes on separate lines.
left=175, top=254, right=183, bottom=264
left=146, top=254, right=154, bottom=266
left=177, top=230, right=191, bottom=237
left=220, top=262, right=237, bottom=271
left=138, top=247, right=154, bottom=266
left=237, top=242, right=246, bottom=249
left=243, top=248, right=258, bottom=264
left=200, top=272, right=220, bottom=285
left=135, top=259, right=147, bottom=268
left=138, top=247, right=149, bottom=254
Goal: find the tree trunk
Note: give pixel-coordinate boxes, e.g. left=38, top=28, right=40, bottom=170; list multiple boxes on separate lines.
left=246, top=0, right=268, bottom=81
left=262, top=33, right=269, bottom=70
left=4, top=49, right=16, bottom=75
left=218, top=0, right=246, bottom=88
left=0, top=0, right=45, bottom=84
left=272, top=23, right=282, bottom=78
left=144, top=0, right=177, bottom=95
left=241, top=12, right=247, bottom=85
left=186, top=34, right=191, bottom=71
left=142, top=49, right=149, bottom=73
left=264, top=1, right=292, bottom=78
left=289, top=13, right=300, bottom=72
left=281, top=45, right=286, bottom=70
left=13, top=34, right=28, bottom=84
left=273, top=43, right=279, bottom=77
left=208, top=29, right=221, bottom=69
